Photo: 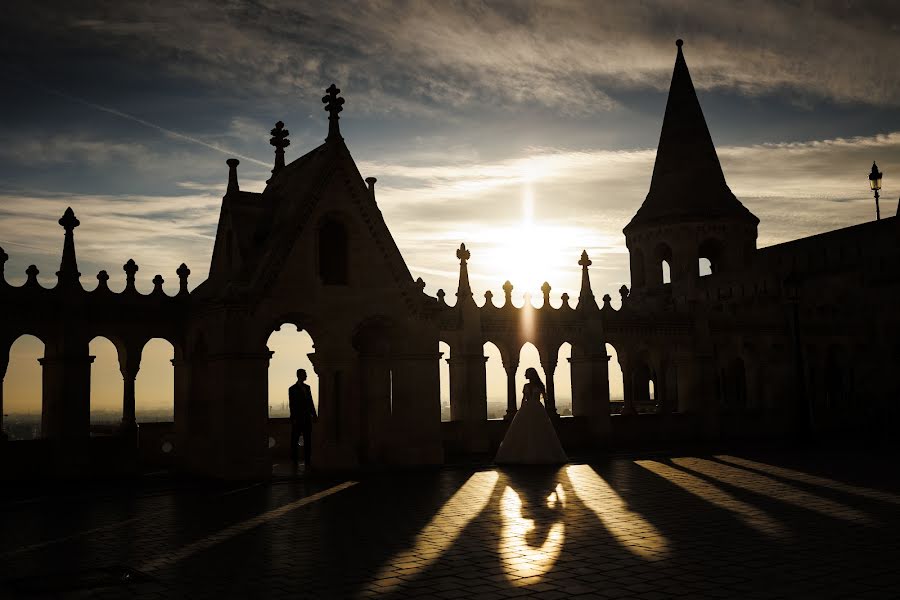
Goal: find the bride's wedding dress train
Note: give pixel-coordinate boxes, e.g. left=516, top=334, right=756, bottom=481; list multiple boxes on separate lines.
left=495, top=382, right=568, bottom=465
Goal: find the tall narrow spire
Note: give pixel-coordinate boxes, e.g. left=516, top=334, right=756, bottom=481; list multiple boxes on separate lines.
left=577, top=250, right=598, bottom=312
left=56, top=207, right=81, bottom=287
left=625, top=39, right=757, bottom=232
left=322, top=84, right=345, bottom=141
left=455, top=243, right=473, bottom=303
left=268, top=121, right=290, bottom=181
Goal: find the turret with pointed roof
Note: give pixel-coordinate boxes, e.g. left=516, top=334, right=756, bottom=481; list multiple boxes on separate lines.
left=625, top=40, right=759, bottom=298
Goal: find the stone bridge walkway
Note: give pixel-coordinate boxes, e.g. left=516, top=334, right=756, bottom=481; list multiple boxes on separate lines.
left=1, top=448, right=899, bottom=599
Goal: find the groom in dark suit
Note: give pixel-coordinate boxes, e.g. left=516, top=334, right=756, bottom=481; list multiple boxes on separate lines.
left=289, top=369, right=317, bottom=466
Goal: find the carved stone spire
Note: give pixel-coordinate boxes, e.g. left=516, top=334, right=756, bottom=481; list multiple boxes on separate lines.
left=625, top=39, right=757, bottom=233
left=56, top=207, right=81, bottom=287
left=577, top=250, right=599, bottom=312
left=226, top=158, right=240, bottom=195
left=455, top=243, right=473, bottom=302
left=322, top=84, right=345, bottom=141
left=268, top=121, right=290, bottom=180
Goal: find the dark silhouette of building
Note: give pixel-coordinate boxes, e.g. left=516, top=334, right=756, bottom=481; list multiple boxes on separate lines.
left=1, top=41, right=897, bottom=479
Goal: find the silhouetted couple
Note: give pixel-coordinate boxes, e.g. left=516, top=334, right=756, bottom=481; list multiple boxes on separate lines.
left=289, top=369, right=317, bottom=467
left=495, top=367, right=567, bottom=465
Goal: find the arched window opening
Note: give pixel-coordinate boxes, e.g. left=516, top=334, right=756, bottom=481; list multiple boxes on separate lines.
left=267, top=325, right=318, bottom=418
left=484, top=342, right=505, bottom=419
left=516, top=343, right=547, bottom=410
left=136, top=339, right=175, bottom=423
left=89, top=336, right=122, bottom=434
left=632, top=357, right=654, bottom=413
left=699, top=238, right=723, bottom=277
left=319, top=219, right=348, bottom=285
left=655, top=243, right=673, bottom=286
left=4, top=335, right=44, bottom=440
left=606, top=343, right=624, bottom=414
left=439, top=342, right=451, bottom=422
left=555, top=343, right=573, bottom=416
left=649, top=379, right=655, bottom=401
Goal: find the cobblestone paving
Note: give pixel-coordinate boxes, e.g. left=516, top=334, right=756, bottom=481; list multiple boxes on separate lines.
left=2, top=449, right=900, bottom=599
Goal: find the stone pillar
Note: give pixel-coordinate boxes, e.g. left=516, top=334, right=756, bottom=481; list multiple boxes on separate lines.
left=620, top=356, right=637, bottom=415
left=502, top=354, right=519, bottom=419
left=448, top=353, right=488, bottom=421
left=194, top=351, right=271, bottom=479
left=172, top=357, right=190, bottom=468
left=0, top=350, right=7, bottom=442
left=308, top=353, right=358, bottom=471
left=541, top=352, right=559, bottom=418
left=119, top=346, right=142, bottom=432
left=389, top=353, right=444, bottom=465
left=40, top=348, right=95, bottom=440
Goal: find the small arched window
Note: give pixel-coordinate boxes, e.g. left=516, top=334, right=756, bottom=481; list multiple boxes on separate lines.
left=319, top=218, right=348, bottom=285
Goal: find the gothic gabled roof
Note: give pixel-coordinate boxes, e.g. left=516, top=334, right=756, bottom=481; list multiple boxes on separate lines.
left=624, top=40, right=758, bottom=234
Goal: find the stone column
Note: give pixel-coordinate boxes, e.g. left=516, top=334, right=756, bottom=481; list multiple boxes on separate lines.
left=308, top=353, right=358, bottom=471
left=119, top=347, right=142, bottom=432
left=448, top=353, right=488, bottom=421
left=172, top=357, right=190, bottom=469
left=502, top=354, right=519, bottom=419
left=0, top=350, right=7, bottom=441
left=390, top=353, right=444, bottom=465
left=40, top=348, right=95, bottom=440
left=541, top=352, right=559, bottom=418
left=620, top=356, right=637, bottom=415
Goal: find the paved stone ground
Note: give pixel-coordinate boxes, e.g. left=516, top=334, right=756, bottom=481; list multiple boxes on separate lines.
left=2, top=447, right=900, bottom=599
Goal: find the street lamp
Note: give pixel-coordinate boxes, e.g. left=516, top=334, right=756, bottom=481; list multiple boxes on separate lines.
left=869, top=161, right=883, bottom=221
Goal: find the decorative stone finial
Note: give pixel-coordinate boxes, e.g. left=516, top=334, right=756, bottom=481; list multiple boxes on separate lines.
left=436, top=289, right=446, bottom=304
left=676, top=39, right=684, bottom=48
left=577, top=250, right=598, bottom=312
left=560, top=292, right=570, bottom=308
left=578, top=250, right=592, bottom=269
left=502, top=280, right=513, bottom=306
left=268, top=121, right=290, bottom=180
left=152, top=274, right=164, bottom=294
left=619, top=284, right=630, bottom=302
left=541, top=282, right=551, bottom=306
left=484, top=290, right=494, bottom=307
left=456, top=243, right=470, bottom=264
left=56, top=207, right=81, bottom=286
left=322, top=84, right=345, bottom=141
left=415, top=277, right=425, bottom=292
left=25, top=264, right=39, bottom=286
left=602, top=293, right=612, bottom=309
left=226, top=158, right=240, bottom=195
left=455, top=243, right=473, bottom=301
left=365, top=177, right=377, bottom=195
left=176, top=263, right=190, bottom=296
left=96, top=270, right=110, bottom=291
left=59, top=207, right=80, bottom=231
left=123, top=259, right=138, bottom=291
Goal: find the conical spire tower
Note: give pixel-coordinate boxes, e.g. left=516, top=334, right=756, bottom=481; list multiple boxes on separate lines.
left=625, top=39, right=757, bottom=233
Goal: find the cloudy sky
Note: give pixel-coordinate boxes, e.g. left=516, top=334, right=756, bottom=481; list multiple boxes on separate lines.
left=2, top=1, right=899, bottom=416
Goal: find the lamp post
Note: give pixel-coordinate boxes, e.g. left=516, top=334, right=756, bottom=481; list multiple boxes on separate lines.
left=869, top=161, right=883, bottom=221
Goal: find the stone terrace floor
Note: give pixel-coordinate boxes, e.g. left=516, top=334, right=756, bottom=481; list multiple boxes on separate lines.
left=2, top=447, right=900, bottom=599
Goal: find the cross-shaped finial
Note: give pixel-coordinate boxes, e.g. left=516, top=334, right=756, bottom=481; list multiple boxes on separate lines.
left=268, top=122, right=290, bottom=179
left=578, top=250, right=592, bottom=268
left=456, top=243, right=470, bottom=264
left=59, top=207, right=80, bottom=231
left=270, top=121, right=290, bottom=151
left=322, top=84, right=345, bottom=140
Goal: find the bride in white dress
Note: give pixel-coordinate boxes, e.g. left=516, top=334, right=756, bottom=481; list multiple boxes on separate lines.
left=495, top=367, right=568, bottom=465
